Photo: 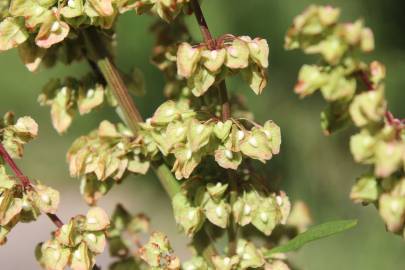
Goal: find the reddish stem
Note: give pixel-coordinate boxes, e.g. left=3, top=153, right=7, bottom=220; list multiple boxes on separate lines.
left=190, top=0, right=231, bottom=121
left=46, top=213, right=64, bottom=228
left=0, top=143, right=31, bottom=188
left=0, top=142, right=63, bottom=228
left=190, top=0, right=216, bottom=50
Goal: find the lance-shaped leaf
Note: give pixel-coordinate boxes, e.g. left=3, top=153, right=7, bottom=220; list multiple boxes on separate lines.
left=0, top=17, right=28, bottom=51
left=265, top=219, right=358, bottom=256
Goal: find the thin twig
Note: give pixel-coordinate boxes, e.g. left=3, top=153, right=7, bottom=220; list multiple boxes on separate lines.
left=190, top=0, right=237, bottom=255
left=190, top=0, right=216, bottom=49
left=0, top=142, right=64, bottom=228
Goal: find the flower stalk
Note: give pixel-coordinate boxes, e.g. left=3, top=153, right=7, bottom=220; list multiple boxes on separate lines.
left=0, top=142, right=64, bottom=228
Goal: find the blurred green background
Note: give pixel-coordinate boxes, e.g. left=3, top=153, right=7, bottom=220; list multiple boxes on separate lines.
left=1, top=0, right=405, bottom=269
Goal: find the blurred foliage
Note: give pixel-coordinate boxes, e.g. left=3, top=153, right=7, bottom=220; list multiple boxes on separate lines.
left=0, top=0, right=404, bottom=269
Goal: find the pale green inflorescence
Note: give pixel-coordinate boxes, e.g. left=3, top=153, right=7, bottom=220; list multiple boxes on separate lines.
left=286, top=5, right=405, bottom=238
left=0, top=113, right=60, bottom=245
left=0, top=0, right=320, bottom=269
left=36, top=207, right=110, bottom=270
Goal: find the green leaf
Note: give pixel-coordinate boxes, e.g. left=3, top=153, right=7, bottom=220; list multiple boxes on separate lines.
left=265, top=219, right=357, bottom=256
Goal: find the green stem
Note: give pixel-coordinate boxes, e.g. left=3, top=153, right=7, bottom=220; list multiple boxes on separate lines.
left=82, top=27, right=181, bottom=198
left=190, top=0, right=236, bottom=255
left=82, top=27, right=216, bottom=260
left=153, top=162, right=181, bottom=198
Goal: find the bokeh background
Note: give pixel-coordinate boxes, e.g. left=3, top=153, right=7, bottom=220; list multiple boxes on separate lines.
left=1, top=0, right=405, bottom=269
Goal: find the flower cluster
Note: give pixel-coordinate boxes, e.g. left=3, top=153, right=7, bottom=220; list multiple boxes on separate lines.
left=287, top=5, right=405, bottom=237
left=1, top=114, right=60, bottom=245
left=38, top=71, right=144, bottom=134
left=67, top=121, right=152, bottom=204
left=138, top=231, right=180, bottom=269
left=180, top=201, right=312, bottom=270
left=134, top=0, right=192, bottom=22
left=0, top=112, right=38, bottom=158
left=141, top=100, right=281, bottom=179
left=36, top=207, right=110, bottom=270
left=285, top=5, right=374, bottom=65
left=172, top=167, right=290, bottom=237
left=0, top=0, right=139, bottom=72
left=108, top=204, right=151, bottom=269
left=150, top=18, right=192, bottom=100
left=0, top=175, right=60, bottom=245
left=176, top=35, right=269, bottom=97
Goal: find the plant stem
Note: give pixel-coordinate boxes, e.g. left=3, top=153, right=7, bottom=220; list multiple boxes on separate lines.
left=153, top=163, right=181, bottom=198
left=82, top=28, right=182, bottom=198
left=190, top=0, right=237, bottom=255
left=83, top=26, right=216, bottom=262
left=0, top=142, right=64, bottom=228
left=0, top=143, right=31, bottom=188
left=190, top=0, right=216, bottom=49
left=218, top=81, right=231, bottom=121
left=46, top=213, right=64, bottom=228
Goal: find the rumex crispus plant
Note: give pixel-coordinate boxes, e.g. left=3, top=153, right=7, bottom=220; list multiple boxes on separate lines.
left=0, top=2, right=402, bottom=270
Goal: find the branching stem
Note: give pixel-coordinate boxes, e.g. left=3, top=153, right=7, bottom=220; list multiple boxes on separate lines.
left=0, top=142, right=64, bottom=228
left=190, top=0, right=237, bottom=255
